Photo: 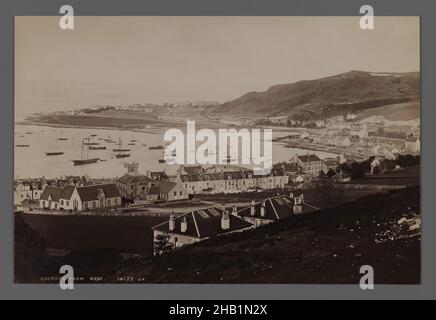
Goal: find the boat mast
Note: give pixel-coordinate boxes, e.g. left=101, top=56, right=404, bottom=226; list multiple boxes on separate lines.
left=81, top=138, right=84, bottom=160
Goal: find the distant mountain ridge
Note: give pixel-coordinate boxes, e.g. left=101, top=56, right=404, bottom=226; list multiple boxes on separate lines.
left=212, top=71, right=420, bottom=120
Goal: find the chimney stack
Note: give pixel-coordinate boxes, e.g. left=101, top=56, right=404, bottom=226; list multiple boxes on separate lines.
left=232, top=204, right=237, bottom=215
left=180, top=216, right=187, bottom=233
left=169, top=213, right=175, bottom=231
left=250, top=200, right=255, bottom=216
left=260, top=201, right=266, bottom=217
left=289, top=192, right=294, bottom=199
left=293, top=197, right=302, bottom=214
left=221, top=210, right=230, bottom=230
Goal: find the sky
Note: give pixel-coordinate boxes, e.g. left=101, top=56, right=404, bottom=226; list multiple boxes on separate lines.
left=15, top=16, right=420, bottom=116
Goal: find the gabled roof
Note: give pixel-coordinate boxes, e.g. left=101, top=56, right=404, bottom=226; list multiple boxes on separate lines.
left=76, top=183, right=120, bottom=202
left=237, top=195, right=319, bottom=220
left=297, top=154, right=322, bottom=163
left=60, top=185, right=76, bottom=200
left=180, top=165, right=204, bottom=175
left=273, top=162, right=303, bottom=173
left=152, top=207, right=253, bottom=239
left=147, top=186, right=160, bottom=195
left=40, top=186, right=63, bottom=202
left=159, top=181, right=178, bottom=194
left=117, top=173, right=152, bottom=184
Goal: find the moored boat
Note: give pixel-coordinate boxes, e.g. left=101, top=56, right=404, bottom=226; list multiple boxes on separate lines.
left=89, top=146, right=106, bottom=150
left=72, top=138, right=99, bottom=165
left=149, top=145, right=164, bottom=150
left=116, top=153, right=130, bottom=158
left=72, top=158, right=99, bottom=165
left=45, top=152, right=64, bottom=156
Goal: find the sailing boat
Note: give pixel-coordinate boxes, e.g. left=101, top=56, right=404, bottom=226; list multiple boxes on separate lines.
left=72, top=138, right=99, bottom=165
left=113, top=131, right=130, bottom=152
left=58, top=128, right=68, bottom=141
left=45, top=135, right=64, bottom=156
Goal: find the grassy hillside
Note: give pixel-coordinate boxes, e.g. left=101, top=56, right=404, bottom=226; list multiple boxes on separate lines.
left=114, top=186, right=420, bottom=284
left=18, top=214, right=166, bottom=255
left=356, top=101, right=420, bottom=121
left=213, top=71, right=420, bottom=120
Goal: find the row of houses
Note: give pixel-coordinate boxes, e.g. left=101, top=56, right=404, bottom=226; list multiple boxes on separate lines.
left=115, top=163, right=291, bottom=201
left=39, top=183, right=121, bottom=211
left=171, top=165, right=289, bottom=195
left=14, top=175, right=89, bottom=206
left=18, top=155, right=336, bottom=211
left=151, top=192, right=319, bottom=253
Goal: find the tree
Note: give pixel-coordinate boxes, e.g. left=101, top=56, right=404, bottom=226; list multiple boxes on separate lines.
left=326, top=168, right=336, bottom=179
left=318, top=170, right=327, bottom=180
left=349, top=161, right=366, bottom=179
left=154, top=233, right=174, bottom=256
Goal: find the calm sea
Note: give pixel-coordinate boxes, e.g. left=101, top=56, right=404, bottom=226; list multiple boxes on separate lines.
left=14, top=124, right=336, bottom=179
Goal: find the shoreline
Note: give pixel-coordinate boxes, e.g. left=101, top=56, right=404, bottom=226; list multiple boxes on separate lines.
left=15, top=121, right=162, bottom=135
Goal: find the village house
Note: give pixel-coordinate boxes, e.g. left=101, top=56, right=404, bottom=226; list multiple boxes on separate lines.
left=155, top=181, right=189, bottom=202
left=39, top=183, right=121, bottom=212
left=145, top=186, right=160, bottom=202
left=147, top=170, right=169, bottom=181
left=116, top=162, right=158, bottom=200
left=404, top=137, right=421, bottom=154
left=38, top=186, right=63, bottom=210
left=116, top=173, right=156, bottom=200
left=234, top=193, right=319, bottom=227
left=291, top=154, right=324, bottom=176
left=315, top=120, right=326, bottom=128
left=151, top=207, right=253, bottom=253
left=322, top=156, right=341, bottom=173
left=267, top=115, right=288, bottom=126
left=14, top=179, right=45, bottom=205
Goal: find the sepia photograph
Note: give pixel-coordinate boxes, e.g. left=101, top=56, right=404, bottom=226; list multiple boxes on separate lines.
left=14, top=16, right=420, bottom=284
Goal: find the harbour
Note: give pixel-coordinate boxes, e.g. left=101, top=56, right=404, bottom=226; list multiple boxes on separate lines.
left=14, top=124, right=336, bottom=179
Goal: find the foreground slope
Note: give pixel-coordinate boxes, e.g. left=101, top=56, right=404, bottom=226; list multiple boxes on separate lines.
left=114, top=186, right=420, bottom=284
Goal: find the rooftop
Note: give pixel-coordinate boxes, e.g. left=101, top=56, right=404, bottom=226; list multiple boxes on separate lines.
left=152, top=207, right=253, bottom=239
